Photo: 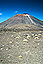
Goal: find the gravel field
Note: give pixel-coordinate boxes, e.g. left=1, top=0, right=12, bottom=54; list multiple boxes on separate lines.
left=0, top=30, right=43, bottom=64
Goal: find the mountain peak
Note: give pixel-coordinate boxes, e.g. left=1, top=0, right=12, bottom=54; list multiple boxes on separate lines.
left=0, top=14, right=43, bottom=28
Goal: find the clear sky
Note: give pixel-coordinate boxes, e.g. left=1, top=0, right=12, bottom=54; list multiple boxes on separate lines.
left=0, top=0, right=43, bottom=23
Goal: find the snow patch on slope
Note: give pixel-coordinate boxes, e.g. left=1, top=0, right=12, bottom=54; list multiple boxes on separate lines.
left=25, top=15, right=36, bottom=25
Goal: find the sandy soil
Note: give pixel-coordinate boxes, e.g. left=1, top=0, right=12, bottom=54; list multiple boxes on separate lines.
left=0, top=30, right=43, bottom=64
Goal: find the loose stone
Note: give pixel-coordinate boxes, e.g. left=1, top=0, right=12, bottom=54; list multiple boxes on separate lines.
left=23, top=39, right=28, bottom=42
left=6, top=48, right=8, bottom=50
left=34, top=37, right=39, bottom=39
left=10, top=41, right=12, bottom=43
left=1, top=48, right=3, bottom=50
left=35, top=34, right=38, bottom=37
left=16, top=37, right=19, bottom=39
left=38, top=43, right=40, bottom=45
left=2, top=45, right=4, bottom=46
left=38, top=34, right=41, bottom=36
left=19, top=55, right=22, bottom=58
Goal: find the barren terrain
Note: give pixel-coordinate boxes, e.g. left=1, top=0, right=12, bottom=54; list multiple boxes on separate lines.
left=0, top=24, right=43, bottom=64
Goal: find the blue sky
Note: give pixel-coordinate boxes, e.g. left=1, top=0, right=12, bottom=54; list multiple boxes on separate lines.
left=0, top=0, right=43, bottom=23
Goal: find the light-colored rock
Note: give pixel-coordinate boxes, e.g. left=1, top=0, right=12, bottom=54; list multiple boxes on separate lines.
left=34, top=37, right=39, bottom=39
left=19, top=55, right=22, bottom=58
left=12, top=45, right=14, bottom=47
left=38, top=34, right=41, bottom=35
left=38, top=43, right=40, bottom=45
left=1, top=48, right=3, bottom=50
left=16, top=37, right=19, bottom=39
left=23, top=39, right=28, bottom=42
left=32, top=34, right=34, bottom=36
left=2, top=45, right=4, bottom=46
left=10, top=41, right=12, bottom=43
left=27, top=34, right=30, bottom=39
left=6, top=48, right=8, bottom=50
left=11, top=35, right=13, bottom=37
left=35, top=34, right=38, bottom=37
left=8, top=38, right=9, bottom=40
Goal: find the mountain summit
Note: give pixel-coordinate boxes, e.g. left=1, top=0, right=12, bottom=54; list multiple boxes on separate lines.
left=0, top=14, right=43, bottom=31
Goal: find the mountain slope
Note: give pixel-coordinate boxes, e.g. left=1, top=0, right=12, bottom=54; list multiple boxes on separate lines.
left=0, top=14, right=43, bottom=31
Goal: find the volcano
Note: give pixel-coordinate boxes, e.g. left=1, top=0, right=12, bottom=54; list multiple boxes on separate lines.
left=0, top=14, right=43, bottom=31
left=0, top=14, right=43, bottom=64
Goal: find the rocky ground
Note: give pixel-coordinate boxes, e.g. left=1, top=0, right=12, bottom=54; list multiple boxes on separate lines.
left=0, top=30, right=43, bottom=64
left=0, top=24, right=43, bottom=64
